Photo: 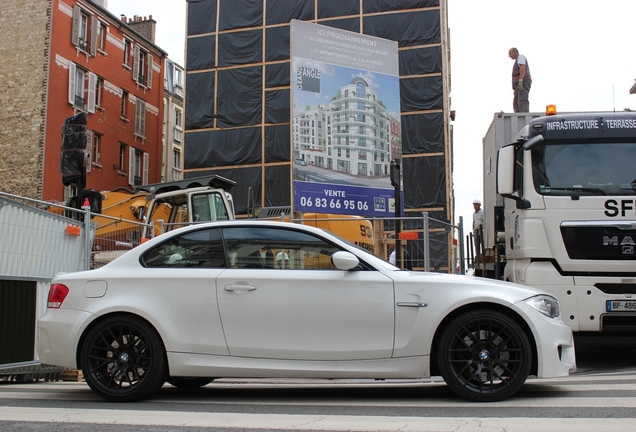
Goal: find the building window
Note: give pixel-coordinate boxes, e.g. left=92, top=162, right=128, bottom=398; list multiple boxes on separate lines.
left=356, top=81, right=365, bottom=97
left=95, top=77, right=104, bottom=109
left=357, top=101, right=365, bottom=110
left=174, top=67, right=182, bottom=88
left=344, top=90, right=348, bottom=97
left=123, top=38, right=133, bottom=67
left=97, top=21, right=107, bottom=52
left=174, top=108, right=182, bottom=142
left=72, top=5, right=97, bottom=55
left=174, top=108, right=182, bottom=128
left=68, top=63, right=86, bottom=109
left=121, top=90, right=129, bottom=118
left=129, top=147, right=149, bottom=186
left=119, top=143, right=126, bottom=171
left=133, top=46, right=153, bottom=88
left=358, top=162, right=367, bottom=176
left=135, top=99, right=146, bottom=138
left=92, top=132, right=101, bottom=166
left=359, top=125, right=365, bottom=135
left=79, top=13, right=89, bottom=50
left=173, top=149, right=181, bottom=170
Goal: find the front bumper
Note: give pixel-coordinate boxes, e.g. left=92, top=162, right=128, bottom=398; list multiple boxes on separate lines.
left=512, top=301, right=576, bottom=378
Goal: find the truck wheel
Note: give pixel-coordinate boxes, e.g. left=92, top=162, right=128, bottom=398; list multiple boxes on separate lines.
left=167, top=377, right=214, bottom=389
left=81, top=315, right=167, bottom=402
left=437, top=309, right=532, bottom=402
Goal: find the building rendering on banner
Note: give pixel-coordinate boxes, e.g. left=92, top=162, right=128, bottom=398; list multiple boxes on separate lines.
left=184, top=0, right=453, bottom=271
left=294, top=77, right=397, bottom=178
left=0, top=0, right=167, bottom=202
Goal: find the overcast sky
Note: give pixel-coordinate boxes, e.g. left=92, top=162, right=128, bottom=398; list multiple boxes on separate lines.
left=106, top=0, right=636, bottom=237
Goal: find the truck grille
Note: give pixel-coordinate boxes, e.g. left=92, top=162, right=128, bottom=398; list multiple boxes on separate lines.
left=561, top=225, right=636, bottom=260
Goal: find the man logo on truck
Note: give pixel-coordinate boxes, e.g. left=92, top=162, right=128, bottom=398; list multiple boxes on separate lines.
left=603, top=236, right=635, bottom=255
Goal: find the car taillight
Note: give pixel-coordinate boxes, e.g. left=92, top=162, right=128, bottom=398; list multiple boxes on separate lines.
left=48, top=284, right=69, bottom=308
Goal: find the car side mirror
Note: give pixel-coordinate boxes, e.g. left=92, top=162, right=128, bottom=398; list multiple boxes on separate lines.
left=331, top=251, right=360, bottom=270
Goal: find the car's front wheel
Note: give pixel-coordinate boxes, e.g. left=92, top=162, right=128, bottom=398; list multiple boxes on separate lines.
left=437, top=309, right=532, bottom=402
left=80, top=315, right=167, bottom=402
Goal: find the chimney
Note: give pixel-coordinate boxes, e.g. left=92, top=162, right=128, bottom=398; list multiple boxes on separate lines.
left=126, top=14, right=157, bottom=43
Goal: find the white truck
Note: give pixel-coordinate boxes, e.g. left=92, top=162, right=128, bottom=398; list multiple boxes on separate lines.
left=478, top=107, right=636, bottom=333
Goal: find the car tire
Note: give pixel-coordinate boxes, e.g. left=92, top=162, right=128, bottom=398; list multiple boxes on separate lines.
left=80, top=315, right=167, bottom=402
left=437, top=309, right=532, bottom=402
left=167, top=377, right=215, bottom=389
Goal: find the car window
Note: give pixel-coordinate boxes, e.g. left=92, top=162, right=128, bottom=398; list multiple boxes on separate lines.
left=222, top=226, right=342, bottom=270
left=141, top=228, right=226, bottom=268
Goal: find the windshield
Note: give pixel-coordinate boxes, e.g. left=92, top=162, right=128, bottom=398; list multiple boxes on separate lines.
left=532, top=141, right=636, bottom=196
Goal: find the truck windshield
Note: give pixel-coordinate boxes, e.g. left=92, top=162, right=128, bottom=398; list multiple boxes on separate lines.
left=532, top=141, right=636, bottom=196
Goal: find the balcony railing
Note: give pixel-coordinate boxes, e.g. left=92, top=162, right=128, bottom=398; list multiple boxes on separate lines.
left=74, top=95, right=85, bottom=109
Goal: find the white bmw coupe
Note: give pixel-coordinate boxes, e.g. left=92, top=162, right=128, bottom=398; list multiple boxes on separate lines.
left=37, top=221, right=576, bottom=402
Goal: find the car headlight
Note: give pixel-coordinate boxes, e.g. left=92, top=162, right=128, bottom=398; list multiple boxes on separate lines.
left=524, top=294, right=561, bottom=318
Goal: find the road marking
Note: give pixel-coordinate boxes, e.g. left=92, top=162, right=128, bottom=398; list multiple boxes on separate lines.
left=0, top=407, right=635, bottom=431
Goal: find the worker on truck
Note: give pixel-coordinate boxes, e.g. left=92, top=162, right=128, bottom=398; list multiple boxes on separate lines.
left=472, top=199, right=484, bottom=260
left=508, top=47, right=531, bottom=113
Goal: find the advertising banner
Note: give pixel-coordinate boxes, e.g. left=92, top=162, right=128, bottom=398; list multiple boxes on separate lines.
left=290, top=20, right=400, bottom=217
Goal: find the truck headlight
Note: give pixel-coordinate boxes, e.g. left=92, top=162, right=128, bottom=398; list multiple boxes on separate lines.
left=524, top=294, right=561, bottom=319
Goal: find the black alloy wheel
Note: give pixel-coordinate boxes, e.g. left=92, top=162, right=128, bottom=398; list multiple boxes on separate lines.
left=437, top=309, right=532, bottom=402
left=80, top=315, right=167, bottom=402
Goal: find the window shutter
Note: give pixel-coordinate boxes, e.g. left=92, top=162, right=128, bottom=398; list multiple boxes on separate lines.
left=87, top=72, right=96, bottom=113
left=143, top=152, right=149, bottom=185
left=135, top=100, right=146, bottom=137
left=71, top=5, right=81, bottom=47
left=135, top=100, right=141, bottom=135
left=146, top=54, right=153, bottom=89
left=140, top=100, right=146, bottom=137
left=85, top=131, right=92, bottom=173
left=128, top=147, right=135, bottom=186
left=68, top=62, right=76, bottom=105
left=90, top=16, right=98, bottom=56
left=133, top=45, right=140, bottom=83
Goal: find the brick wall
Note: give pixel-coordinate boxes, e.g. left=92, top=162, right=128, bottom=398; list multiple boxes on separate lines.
left=0, top=0, right=50, bottom=199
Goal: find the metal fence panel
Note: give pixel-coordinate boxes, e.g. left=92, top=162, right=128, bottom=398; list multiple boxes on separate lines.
left=0, top=195, right=88, bottom=279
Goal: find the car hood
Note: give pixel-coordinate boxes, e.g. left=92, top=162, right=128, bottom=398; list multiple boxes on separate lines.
left=388, top=271, right=548, bottom=304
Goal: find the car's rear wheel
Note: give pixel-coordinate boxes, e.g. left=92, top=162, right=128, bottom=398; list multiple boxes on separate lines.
left=80, top=315, right=167, bottom=402
left=167, top=377, right=214, bottom=389
left=437, top=309, right=532, bottom=402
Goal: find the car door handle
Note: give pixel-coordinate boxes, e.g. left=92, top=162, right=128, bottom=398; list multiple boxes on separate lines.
left=224, top=284, right=257, bottom=292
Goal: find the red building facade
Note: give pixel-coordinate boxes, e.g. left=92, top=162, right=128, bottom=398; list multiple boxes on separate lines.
left=44, top=0, right=166, bottom=201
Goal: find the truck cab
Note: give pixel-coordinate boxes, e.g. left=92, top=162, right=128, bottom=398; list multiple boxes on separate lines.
left=493, top=109, right=636, bottom=332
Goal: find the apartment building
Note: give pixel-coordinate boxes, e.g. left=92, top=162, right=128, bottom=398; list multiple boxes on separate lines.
left=0, top=0, right=167, bottom=201
left=162, top=59, right=184, bottom=182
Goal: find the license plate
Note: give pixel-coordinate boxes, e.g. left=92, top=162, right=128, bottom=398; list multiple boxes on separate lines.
left=606, top=300, right=636, bottom=312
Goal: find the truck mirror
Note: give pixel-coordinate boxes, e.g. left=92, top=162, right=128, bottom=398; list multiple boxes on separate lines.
left=522, top=134, right=544, bottom=151
left=496, top=146, right=515, bottom=196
